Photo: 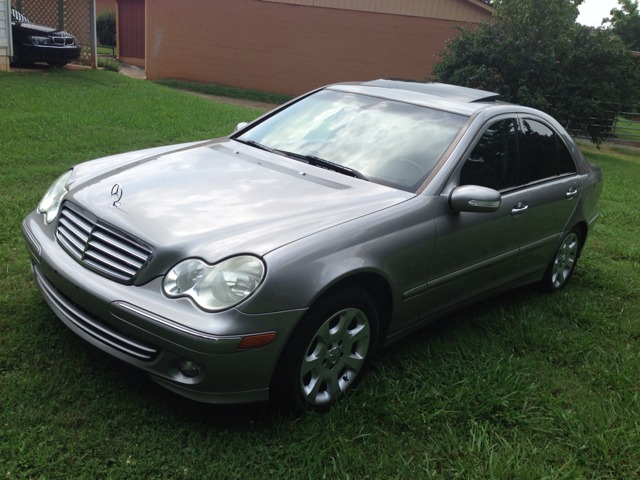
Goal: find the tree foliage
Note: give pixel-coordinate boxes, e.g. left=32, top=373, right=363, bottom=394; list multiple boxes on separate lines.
left=432, top=0, right=640, bottom=143
left=606, top=0, right=640, bottom=50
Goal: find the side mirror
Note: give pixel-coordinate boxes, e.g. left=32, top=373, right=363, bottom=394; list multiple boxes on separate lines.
left=450, top=185, right=501, bottom=213
left=234, top=122, right=249, bottom=133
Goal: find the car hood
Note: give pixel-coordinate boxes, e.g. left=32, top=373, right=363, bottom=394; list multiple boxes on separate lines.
left=13, top=21, right=73, bottom=37
left=67, top=140, right=412, bottom=276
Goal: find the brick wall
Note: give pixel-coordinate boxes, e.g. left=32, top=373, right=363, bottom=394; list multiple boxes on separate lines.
left=145, top=0, right=488, bottom=95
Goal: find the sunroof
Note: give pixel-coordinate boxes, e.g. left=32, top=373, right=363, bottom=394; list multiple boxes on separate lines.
left=364, top=79, right=502, bottom=103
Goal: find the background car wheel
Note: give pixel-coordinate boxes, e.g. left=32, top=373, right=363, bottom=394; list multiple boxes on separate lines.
left=542, top=227, right=582, bottom=292
left=271, top=287, right=379, bottom=412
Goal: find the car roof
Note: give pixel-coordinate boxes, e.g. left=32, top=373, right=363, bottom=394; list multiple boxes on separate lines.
left=328, top=79, right=503, bottom=116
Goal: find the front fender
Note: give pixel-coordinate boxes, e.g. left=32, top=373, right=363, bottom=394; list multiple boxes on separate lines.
left=239, top=196, right=437, bottom=324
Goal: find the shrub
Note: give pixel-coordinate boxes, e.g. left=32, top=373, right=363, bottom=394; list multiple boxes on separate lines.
left=96, top=11, right=116, bottom=47
left=98, top=56, right=120, bottom=72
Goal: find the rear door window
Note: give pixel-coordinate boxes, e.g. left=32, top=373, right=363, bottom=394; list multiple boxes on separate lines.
left=519, top=118, right=576, bottom=184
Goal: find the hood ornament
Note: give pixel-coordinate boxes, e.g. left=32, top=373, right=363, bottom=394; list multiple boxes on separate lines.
left=111, top=184, right=123, bottom=208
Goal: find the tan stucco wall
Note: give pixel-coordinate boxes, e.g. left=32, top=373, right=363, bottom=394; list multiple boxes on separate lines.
left=97, top=0, right=116, bottom=15
left=145, top=0, right=489, bottom=95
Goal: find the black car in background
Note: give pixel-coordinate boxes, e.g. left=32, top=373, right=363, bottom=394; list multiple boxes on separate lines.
left=10, top=8, right=81, bottom=66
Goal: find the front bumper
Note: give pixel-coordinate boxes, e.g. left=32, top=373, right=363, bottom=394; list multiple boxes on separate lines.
left=22, top=211, right=305, bottom=404
left=18, top=44, right=81, bottom=64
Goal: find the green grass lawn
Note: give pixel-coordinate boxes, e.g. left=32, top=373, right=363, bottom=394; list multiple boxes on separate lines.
left=154, top=78, right=293, bottom=106
left=97, top=45, right=117, bottom=56
left=1, top=69, right=639, bottom=479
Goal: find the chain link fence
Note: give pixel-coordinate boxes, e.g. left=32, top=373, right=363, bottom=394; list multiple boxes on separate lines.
left=12, top=0, right=95, bottom=65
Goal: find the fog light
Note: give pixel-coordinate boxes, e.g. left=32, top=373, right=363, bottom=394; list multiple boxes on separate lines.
left=177, top=360, right=202, bottom=378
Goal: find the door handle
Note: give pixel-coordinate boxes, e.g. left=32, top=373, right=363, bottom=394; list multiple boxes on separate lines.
left=566, top=187, right=579, bottom=199
left=511, top=201, right=528, bottom=215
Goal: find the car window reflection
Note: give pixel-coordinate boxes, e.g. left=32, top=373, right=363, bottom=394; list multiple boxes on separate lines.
left=460, top=118, right=519, bottom=191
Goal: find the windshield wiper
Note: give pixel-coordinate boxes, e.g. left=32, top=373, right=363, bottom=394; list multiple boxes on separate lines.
left=240, top=139, right=368, bottom=181
left=296, top=154, right=368, bottom=181
left=242, top=140, right=279, bottom=154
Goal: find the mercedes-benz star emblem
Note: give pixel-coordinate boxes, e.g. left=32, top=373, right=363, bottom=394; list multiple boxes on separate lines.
left=111, top=184, right=123, bottom=207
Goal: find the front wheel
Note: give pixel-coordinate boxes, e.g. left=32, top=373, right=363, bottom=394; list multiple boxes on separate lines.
left=542, top=228, right=582, bottom=292
left=271, top=287, right=379, bottom=412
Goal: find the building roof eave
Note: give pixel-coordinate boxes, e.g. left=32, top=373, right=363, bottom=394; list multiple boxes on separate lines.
left=465, top=0, right=494, bottom=14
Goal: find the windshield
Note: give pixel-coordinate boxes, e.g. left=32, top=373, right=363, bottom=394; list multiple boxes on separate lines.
left=236, top=89, right=468, bottom=192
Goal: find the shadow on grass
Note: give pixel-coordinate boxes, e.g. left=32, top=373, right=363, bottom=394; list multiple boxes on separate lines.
left=62, top=283, right=546, bottom=430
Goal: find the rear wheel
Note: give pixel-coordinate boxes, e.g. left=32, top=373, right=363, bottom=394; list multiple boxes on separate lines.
left=542, top=228, right=582, bottom=291
left=271, top=287, right=378, bottom=412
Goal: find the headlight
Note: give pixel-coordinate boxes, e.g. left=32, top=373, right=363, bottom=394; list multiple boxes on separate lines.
left=163, top=256, right=265, bottom=311
left=28, top=36, right=53, bottom=46
left=37, top=170, right=72, bottom=224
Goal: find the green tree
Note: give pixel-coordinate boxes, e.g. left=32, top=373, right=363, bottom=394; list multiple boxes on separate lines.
left=432, top=0, right=640, bottom=143
left=606, top=0, right=640, bottom=50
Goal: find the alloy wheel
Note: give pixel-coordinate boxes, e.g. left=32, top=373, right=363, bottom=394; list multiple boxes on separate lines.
left=550, top=232, right=579, bottom=289
left=299, top=307, right=371, bottom=406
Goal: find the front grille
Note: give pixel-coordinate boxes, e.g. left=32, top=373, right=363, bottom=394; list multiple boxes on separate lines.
left=34, top=265, right=159, bottom=361
left=57, top=202, right=153, bottom=284
left=52, top=36, right=75, bottom=45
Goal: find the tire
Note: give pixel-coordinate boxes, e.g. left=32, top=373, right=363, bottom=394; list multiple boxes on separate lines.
left=542, top=228, right=582, bottom=292
left=271, top=287, right=379, bottom=412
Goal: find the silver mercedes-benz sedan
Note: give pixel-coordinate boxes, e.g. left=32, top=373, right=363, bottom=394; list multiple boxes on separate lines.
left=22, top=80, right=602, bottom=411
